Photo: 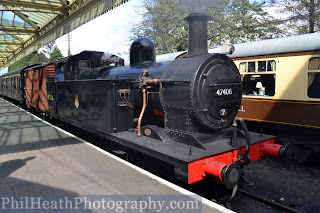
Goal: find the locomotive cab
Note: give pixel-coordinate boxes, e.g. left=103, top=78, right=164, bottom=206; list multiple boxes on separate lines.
left=64, top=51, right=104, bottom=80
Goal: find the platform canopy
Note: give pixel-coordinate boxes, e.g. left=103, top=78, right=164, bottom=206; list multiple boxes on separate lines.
left=0, top=0, right=129, bottom=69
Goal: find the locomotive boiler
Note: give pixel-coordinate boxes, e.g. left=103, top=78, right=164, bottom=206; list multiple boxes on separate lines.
left=44, top=13, right=291, bottom=191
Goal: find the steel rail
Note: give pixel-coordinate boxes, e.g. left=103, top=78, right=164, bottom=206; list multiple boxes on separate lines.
left=238, top=188, right=303, bottom=213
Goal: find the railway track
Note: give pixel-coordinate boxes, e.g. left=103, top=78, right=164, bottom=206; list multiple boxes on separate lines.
left=230, top=156, right=320, bottom=213
left=238, top=188, right=304, bottom=213
left=263, top=158, right=320, bottom=178
left=288, top=164, right=320, bottom=178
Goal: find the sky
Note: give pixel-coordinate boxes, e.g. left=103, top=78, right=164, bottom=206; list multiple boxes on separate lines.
left=56, top=0, right=144, bottom=61
left=0, top=0, right=144, bottom=75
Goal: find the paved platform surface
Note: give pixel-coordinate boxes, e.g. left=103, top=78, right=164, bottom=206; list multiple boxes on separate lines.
left=0, top=98, right=231, bottom=213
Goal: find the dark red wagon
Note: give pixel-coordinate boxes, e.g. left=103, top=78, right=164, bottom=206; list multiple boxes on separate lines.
left=24, top=62, right=55, bottom=114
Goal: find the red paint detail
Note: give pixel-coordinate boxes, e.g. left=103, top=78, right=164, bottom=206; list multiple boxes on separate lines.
left=204, top=161, right=227, bottom=181
left=153, top=109, right=164, bottom=118
left=261, top=143, right=283, bottom=158
left=188, top=138, right=275, bottom=184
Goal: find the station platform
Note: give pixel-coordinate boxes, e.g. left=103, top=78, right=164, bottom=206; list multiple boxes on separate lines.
left=0, top=98, right=232, bottom=213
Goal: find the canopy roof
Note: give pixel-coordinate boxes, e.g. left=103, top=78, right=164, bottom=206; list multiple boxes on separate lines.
left=0, top=0, right=128, bottom=69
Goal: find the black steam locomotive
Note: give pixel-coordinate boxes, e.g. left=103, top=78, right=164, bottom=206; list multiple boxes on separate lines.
left=45, top=13, right=291, bottom=190
left=1, top=13, right=290, bottom=192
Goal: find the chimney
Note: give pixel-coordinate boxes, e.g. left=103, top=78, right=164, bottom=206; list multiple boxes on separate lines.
left=184, top=13, right=210, bottom=57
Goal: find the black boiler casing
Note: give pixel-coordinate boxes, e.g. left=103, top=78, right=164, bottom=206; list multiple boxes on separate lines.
left=161, top=53, right=242, bottom=133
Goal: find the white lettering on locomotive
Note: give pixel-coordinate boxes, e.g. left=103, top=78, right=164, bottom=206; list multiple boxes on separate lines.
left=216, top=88, right=232, bottom=96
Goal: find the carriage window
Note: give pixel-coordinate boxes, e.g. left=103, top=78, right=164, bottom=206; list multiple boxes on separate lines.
left=258, top=61, right=266, bottom=72
left=239, top=62, right=247, bottom=73
left=308, top=57, right=320, bottom=70
left=307, top=57, right=320, bottom=98
left=242, top=74, right=275, bottom=96
left=308, top=72, right=320, bottom=98
left=248, top=62, right=255, bottom=72
left=267, top=60, right=276, bottom=71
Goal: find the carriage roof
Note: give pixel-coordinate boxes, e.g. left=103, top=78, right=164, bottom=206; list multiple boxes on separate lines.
left=210, top=33, right=320, bottom=58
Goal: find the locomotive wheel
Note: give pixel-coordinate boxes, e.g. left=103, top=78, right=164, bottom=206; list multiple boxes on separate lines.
left=214, top=183, right=238, bottom=203
left=188, top=177, right=239, bottom=203
left=230, top=184, right=238, bottom=200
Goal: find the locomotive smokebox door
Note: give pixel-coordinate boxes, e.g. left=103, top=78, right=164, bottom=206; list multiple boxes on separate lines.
left=191, top=54, right=242, bottom=130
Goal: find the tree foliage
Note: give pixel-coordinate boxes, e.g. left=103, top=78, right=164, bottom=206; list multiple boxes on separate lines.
left=133, top=0, right=188, bottom=54
left=8, top=52, right=48, bottom=72
left=269, top=0, right=320, bottom=34
left=133, top=0, right=281, bottom=54
left=208, top=0, right=280, bottom=45
left=8, top=46, right=63, bottom=72
left=49, top=46, right=64, bottom=62
left=30, top=52, right=48, bottom=64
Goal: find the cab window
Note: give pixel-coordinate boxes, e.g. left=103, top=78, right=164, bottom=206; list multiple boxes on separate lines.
left=79, top=60, right=91, bottom=69
left=69, top=62, right=77, bottom=79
